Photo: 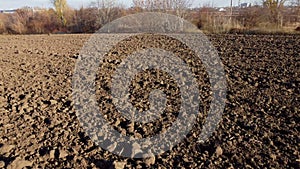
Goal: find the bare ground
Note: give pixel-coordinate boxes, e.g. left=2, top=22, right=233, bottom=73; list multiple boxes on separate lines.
left=0, top=34, right=299, bottom=168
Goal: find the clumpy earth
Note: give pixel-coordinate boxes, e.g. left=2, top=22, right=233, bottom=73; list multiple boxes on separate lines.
left=0, top=34, right=299, bottom=168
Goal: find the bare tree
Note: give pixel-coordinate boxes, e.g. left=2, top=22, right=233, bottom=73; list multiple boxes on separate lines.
left=73, top=7, right=99, bottom=33
left=172, top=0, right=193, bottom=18
left=237, top=6, right=265, bottom=28
left=91, top=0, right=122, bottom=27
left=290, top=0, right=300, bottom=22
left=263, top=0, right=286, bottom=9
left=132, top=0, right=193, bottom=18
left=262, top=0, right=287, bottom=27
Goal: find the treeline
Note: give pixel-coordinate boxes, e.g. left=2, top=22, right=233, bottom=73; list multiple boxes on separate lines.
left=0, top=1, right=299, bottom=34
left=0, top=7, right=126, bottom=34
left=196, top=4, right=300, bottom=33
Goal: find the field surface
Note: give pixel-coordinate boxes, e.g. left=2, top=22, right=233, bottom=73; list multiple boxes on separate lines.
left=0, top=34, right=299, bottom=168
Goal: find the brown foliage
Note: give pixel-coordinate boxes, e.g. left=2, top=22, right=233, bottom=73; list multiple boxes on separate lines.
left=0, top=14, right=6, bottom=33
left=27, top=10, right=60, bottom=34
left=72, top=7, right=99, bottom=33
left=5, top=13, right=27, bottom=34
left=0, top=2, right=299, bottom=34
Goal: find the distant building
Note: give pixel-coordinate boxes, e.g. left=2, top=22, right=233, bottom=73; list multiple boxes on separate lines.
left=0, top=9, right=17, bottom=14
left=240, top=3, right=251, bottom=8
left=0, top=7, right=45, bottom=14
left=219, top=8, right=226, bottom=12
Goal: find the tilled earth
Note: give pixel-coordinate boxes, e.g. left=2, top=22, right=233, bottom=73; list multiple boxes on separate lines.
left=0, top=34, right=299, bottom=168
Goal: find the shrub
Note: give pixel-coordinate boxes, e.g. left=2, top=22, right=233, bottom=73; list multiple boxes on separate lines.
left=0, top=14, right=7, bottom=34
left=237, top=6, right=265, bottom=28
left=5, top=14, right=27, bottom=34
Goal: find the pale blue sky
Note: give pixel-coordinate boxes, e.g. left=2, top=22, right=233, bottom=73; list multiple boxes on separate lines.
left=1, top=0, right=258, bottom=10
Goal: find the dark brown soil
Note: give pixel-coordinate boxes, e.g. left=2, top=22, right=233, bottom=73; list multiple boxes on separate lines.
left=0, top=34, right=299, bottom=168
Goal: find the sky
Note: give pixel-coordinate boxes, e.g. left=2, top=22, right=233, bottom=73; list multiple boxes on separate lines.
left=0, top=0, right=259, bottom=10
